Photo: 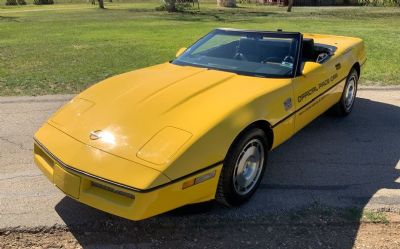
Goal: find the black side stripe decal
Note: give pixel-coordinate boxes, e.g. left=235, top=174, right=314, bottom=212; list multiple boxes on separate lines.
left=271, top=75, right=347, bottom=129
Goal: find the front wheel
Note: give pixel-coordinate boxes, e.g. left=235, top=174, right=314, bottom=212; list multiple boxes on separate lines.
left=216, top=128, right=268, bottom=206
left=331, top=68, right=358, bottom=116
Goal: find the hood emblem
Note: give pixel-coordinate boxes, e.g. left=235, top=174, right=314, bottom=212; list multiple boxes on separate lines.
left=89, top=130, right=102, bottom=140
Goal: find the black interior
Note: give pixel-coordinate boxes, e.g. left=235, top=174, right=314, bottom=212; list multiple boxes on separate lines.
left=236, top=38, right=292, bottom=63
left=196, top=38, right=293, bottom=64
left=301, top=38, right=334, bottom=64
left=197, top=37, right=334, bottom=66
left=301, top=38, right=316, bottom=62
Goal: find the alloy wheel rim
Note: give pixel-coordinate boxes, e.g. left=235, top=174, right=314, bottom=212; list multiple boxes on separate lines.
left=233, top=139, right=265, bottom=195
left=344, top=76, right=356, bottom=111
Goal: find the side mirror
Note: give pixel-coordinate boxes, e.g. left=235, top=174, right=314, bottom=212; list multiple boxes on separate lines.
left=301, top=61, right=321, bottom=76
left=176, top=47, right=187, bottom=58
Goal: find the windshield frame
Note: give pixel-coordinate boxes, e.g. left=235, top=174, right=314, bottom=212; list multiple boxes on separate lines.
left=172, top=28, right=302, bottom=79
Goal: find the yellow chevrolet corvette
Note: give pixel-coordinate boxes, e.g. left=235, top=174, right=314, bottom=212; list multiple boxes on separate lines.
left=34, top=28, right=366, bottom=220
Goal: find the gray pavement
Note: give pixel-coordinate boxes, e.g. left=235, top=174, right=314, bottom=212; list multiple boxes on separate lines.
left=0, top=88, right=399, bottom=229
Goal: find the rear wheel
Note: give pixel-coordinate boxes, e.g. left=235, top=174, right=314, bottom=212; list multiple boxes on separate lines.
left=216, top=128, right=268, bottom=206
left=331, top=68, right=358, bottom=116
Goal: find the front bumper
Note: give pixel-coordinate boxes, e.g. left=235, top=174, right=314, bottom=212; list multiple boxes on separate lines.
left=33, top=125, right=222, bottom=221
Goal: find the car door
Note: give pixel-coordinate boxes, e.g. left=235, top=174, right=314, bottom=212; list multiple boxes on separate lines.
left=292, top=43, right=339, bottom=133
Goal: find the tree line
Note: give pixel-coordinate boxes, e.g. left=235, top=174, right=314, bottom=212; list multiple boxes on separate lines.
left=5, top=0, right=399, bottom=9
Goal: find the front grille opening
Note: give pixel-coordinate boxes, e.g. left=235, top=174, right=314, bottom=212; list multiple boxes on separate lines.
left=34, top=143, right=54, bottom=168
left=91, top=181, right=135, bottom=199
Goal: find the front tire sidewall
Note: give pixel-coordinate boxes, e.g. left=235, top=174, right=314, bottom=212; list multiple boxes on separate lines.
left=340, top=69, right=359, bottom=115
left=218, top=128, right=268, bottom=206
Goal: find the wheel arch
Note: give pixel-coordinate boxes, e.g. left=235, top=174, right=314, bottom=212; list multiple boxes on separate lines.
left=352, top=62, right=361, bottom=78
left=230, top=120, right=274, bottom=152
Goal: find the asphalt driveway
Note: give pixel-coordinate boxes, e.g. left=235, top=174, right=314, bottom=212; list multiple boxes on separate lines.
left=0, top=87, right=399, bottom=231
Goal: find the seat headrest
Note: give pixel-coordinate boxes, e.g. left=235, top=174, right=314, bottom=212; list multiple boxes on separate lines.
left=302, top=38, right=315, bottom=62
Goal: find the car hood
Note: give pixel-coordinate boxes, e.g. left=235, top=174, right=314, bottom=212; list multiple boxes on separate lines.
left=49, top=63, right=288, bottom=171
left=48, top=63, right=281, bottom=170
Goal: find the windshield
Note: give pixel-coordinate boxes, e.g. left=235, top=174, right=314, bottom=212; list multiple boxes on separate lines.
left=173, top=29, right=300, bottom=78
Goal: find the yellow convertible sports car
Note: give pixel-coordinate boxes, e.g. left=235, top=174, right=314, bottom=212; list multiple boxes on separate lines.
left=34, top=28, right=366, bottom=220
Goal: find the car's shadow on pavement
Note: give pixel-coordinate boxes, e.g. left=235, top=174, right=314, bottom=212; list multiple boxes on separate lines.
left=55, top=97, right=400, bottom=248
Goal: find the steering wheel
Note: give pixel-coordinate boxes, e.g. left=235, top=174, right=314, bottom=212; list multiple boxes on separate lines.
left=233, top=52, right=247, bottom=61
left=283, top=56, right=294, bottom=63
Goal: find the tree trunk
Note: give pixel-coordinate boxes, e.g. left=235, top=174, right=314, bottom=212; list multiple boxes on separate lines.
left=287, top=0, right=293, bottom=12
left=217, top=0, right=236, bottom=8
left=98, top=0, right=104, bottom=8
left=165, top=0, right=177, bottom=12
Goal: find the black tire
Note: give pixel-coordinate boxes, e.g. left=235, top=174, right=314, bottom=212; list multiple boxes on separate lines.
left=330, top=68, right=359, bottom=116
left=216, top=128, right=268, bottom=207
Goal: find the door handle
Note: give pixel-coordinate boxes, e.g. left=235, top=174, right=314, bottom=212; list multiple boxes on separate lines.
left=335, top=63, right=341, bottom=70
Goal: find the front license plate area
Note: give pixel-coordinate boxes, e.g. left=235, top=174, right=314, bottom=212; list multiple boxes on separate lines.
left=53, top=164, right=81, bottom=199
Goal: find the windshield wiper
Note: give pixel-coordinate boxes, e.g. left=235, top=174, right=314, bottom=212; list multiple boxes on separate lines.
left=206, top=63, right=238, bottom=70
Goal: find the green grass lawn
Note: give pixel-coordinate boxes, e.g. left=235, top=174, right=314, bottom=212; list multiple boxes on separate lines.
left=0, top=1, right=399, bottom=95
